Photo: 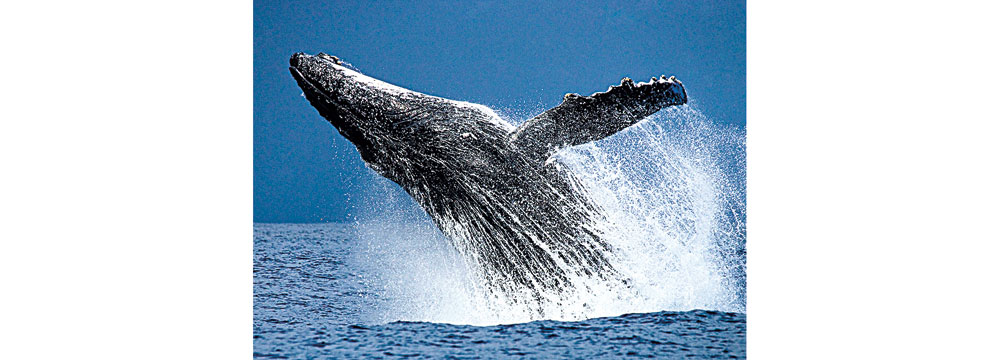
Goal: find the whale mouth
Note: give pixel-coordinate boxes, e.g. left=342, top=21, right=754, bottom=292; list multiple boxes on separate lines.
left=289, top=54, right=393, bottom=171
left=289, top=65, right=347, bottom=125
left=289, top=67, right=313, bottom=92
left=289, top=64, right=365, bottom=138
left=287, top=53, right=348, bottom=100
left=289, top=66, right=329, bottom=104
left=288, top=53, right=360, bottom=122
left=288, top=53, right=335, bottom=99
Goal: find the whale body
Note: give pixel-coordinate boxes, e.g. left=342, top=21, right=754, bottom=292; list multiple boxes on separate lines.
left=289, top=53, right=687, bottom=307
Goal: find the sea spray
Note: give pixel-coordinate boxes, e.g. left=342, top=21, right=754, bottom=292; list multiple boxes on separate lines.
left=351, top=104, right=745, bottom=325
left=561, top=105, right=746, bottom=315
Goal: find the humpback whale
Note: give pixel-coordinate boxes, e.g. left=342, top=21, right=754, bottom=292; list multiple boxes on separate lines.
left=289, top=52, right=687, bottom=307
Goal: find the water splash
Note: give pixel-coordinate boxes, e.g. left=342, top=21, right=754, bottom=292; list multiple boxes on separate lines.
left=351, top=105, right=745, bottom=325
left=562, top=106, right=746, bottom=315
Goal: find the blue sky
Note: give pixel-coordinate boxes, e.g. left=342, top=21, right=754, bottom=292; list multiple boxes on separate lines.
left=254, top=0, right=745, bottom=223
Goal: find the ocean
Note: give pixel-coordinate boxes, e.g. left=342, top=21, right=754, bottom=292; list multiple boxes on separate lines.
left=254, top=110, right=746, bottom=358
left=254, top=223, right=745, bottom=359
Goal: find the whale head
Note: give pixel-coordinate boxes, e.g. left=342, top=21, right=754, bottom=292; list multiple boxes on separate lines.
left=289, top=52, right=513, bottom=183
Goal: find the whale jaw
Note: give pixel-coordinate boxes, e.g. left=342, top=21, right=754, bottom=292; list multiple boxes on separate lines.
left=289, top=52, right=513, bottom=181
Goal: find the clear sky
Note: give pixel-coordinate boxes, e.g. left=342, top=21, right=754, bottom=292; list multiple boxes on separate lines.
left=254, top=0, right=745, bottom=223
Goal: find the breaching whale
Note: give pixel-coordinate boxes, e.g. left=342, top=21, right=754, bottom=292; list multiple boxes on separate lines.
left=289, top=52, right=687, bottom=306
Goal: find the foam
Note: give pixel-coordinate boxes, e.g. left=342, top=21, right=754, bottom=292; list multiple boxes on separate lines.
left=352, top=104, right=745, bottom=325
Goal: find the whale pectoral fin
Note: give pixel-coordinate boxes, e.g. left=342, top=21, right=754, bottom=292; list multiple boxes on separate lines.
left=510, top=76, right=687, bottom=162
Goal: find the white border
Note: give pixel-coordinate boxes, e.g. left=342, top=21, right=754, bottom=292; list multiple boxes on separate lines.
left=2, top=1, right=999, bottom=358
left=749, top=1, right=999, bottom=358
left=1, top=1, right=251, bottom=359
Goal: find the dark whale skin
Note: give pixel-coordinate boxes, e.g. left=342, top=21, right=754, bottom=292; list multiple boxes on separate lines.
left=289, top=53, right=687, bottom=311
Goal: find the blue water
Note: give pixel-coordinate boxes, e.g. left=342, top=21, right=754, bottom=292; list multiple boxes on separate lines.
left=254, top=223, right=745, bottom=359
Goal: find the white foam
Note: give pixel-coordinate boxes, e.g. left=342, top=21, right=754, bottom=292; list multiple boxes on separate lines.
left=353, top=105, right=745, bottom=325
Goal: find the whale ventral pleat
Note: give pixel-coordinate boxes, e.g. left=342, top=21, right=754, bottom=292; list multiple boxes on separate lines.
left=288, top=52, right=691, bottom=311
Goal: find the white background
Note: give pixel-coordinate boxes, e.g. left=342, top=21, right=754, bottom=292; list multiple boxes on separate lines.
left=1, top=1, right=997, bottom=358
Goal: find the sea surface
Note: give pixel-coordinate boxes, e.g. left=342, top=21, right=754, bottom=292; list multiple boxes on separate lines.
left=254, top=223, right=745, bottom=359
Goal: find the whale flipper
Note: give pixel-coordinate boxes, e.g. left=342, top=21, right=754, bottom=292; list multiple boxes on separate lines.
left=290, top=52, right=690, bottom=312
left=510, top=76, right=687, bottom=162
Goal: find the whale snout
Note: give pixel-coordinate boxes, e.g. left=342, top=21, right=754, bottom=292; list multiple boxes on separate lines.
left=289, top=52, right=427, bottom=175
left=289, top=52, right=306, bottom=67
left=288, top=52, right=348, bottom=89
left=290, top=52, right=343, bottom=67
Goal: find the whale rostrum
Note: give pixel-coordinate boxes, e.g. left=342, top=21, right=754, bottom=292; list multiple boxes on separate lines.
left=289, top=53, right=687, bottom=309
